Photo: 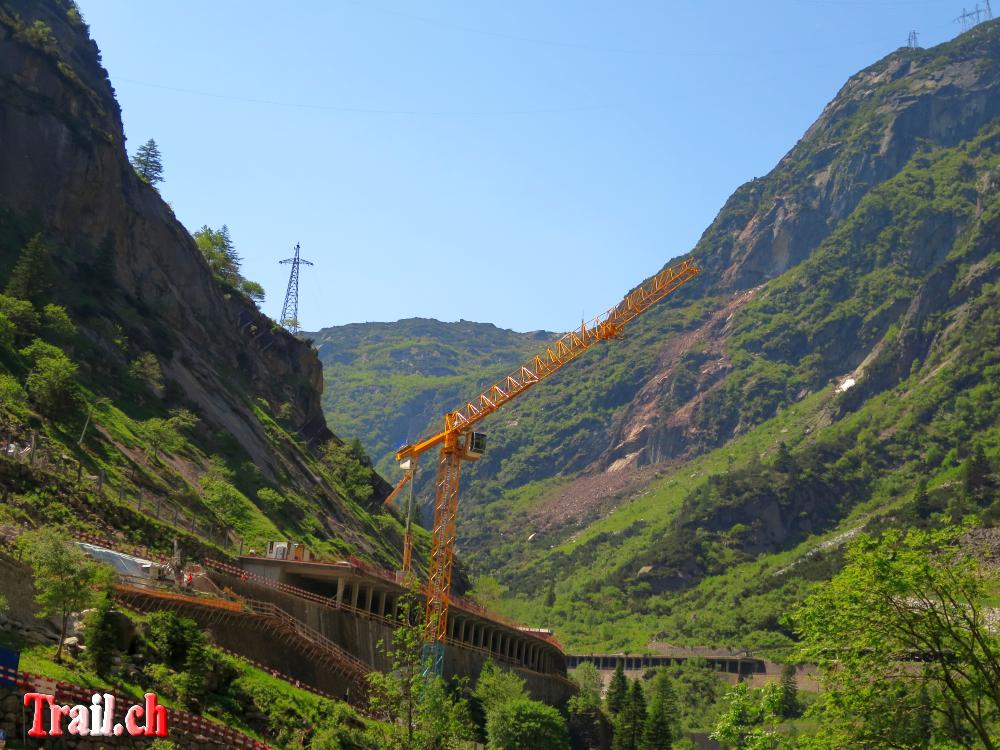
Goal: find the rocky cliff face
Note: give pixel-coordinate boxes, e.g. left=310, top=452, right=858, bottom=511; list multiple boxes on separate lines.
left=594, top=24, right=1000, bottom=475
left=0, top=0, right=332, bottom=480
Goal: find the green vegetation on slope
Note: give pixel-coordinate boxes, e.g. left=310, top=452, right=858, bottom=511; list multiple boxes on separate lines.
left=481, top=119, right=1000, bottom=653
left=310, top=318, right=552, bottom=478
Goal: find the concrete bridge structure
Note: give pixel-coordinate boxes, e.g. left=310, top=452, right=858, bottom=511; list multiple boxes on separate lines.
left=567, top=651, right=768, bottom=678
left=210, top=555, right=576, bottom=706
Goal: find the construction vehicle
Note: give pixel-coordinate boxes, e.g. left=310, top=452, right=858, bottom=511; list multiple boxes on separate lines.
left=387, top=258, right=700, bottom=673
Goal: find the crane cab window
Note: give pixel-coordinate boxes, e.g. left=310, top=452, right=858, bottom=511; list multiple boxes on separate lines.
left=468, top=432, right=486, bottom=456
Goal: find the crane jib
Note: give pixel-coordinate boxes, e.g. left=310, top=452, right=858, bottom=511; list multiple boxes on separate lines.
left=395, top=257, right=700, bottom=670
left=394, top=259, right=700, bottom=465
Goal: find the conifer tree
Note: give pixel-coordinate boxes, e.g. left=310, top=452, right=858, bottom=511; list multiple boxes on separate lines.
left=642, top=670, right=678, bottom=750
left=131, top=138, right=164, bottom=185
left=612, top=679, right=646, bottom=750
left=642, top=706, right=673, bottom=750
left=913, top=478, right=932, bottom=519
left=961, top=444, right=991, bottom=504
left=5, top=233, right=53, bottom=303
left=607, top=662, right=628, bottom=715
left=774, top=441, right=795, bottom=474
left=778, top=663, right=799, bottom=719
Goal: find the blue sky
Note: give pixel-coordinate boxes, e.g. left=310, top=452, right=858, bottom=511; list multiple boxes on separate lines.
left=78, top=1, right=964, bottom=333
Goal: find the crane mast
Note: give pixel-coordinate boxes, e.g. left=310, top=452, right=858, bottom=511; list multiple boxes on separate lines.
left=390, top=258, right=700, bottom=673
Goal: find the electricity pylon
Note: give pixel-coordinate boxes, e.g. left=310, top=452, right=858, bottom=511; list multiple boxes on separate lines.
left=279, top=242, right=313, bottom=333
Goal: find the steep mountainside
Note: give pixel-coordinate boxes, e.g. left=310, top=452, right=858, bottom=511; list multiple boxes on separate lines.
left=0, top=0, right=403, bottom=565
left=314, top=22, right=1000, bottom=649
left=310, top=318, right=551, bottom=479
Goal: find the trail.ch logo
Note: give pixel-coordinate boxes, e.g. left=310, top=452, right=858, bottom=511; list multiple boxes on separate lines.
left=23, top=692, right=168, bottom=738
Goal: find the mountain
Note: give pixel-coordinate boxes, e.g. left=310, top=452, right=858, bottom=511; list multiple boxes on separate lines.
left=309, top=318, right=552, bottom=478
left=0, top=0, right=404, bottom=566
left=315, top=22, right=1000, bottom=650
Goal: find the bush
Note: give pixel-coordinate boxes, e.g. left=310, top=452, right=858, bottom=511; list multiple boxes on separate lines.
left=256, top=487, right=286, bottom=513
left=0, top=373, right=28, bottom=419
left=146, top=611, right=204, bottom=669
left=128, top=352, right=164, bottom=394
left=22, top=341, right=78, bottom=416
left=0, top=294, right=39, bottom=335
left=18, top=21, right=56, bottom=51
left=485, top=698, right=570, bottom=750
left=41, top=304, right=76, bottom=340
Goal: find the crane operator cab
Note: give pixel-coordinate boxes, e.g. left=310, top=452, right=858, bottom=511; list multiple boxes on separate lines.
left=466, top=432, right=486, bottom=460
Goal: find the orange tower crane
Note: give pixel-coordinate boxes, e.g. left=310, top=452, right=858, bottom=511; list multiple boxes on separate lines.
left=388, top=258, right=700, bottom=673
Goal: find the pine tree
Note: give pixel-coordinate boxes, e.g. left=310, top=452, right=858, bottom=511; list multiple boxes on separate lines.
left=607, top=662, right=628, bottom=715
left=5, top=233, right=53, bottom=303
left=913, top=478, right=932, bottom=519
left=779, top=663, right=800, bottom=718
left=774, top=441, right=795, bottom=474
left=544, top=579, right=556, bottom=607
left=131, top=138, right=164, bottom=185
left=613, top=679, right=646, bottom=750
left=642, top=670, right=678, bottom=750
left=961, top=444, right=991, bottom=505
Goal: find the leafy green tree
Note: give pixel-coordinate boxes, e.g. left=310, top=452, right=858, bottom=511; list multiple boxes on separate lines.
left=792, top=525, right=1000, bottom=749
left=240, top=278, right=265, bottom=305
left=467, top=576, right=508, bottom=610
left=6, top=234, right=53, bottom=303
left=568, top=661, right=603, bottom=713
left=365, top=584, right=473, bottom=749
left=129, top=352, right=164, bottom=393
left=0, top=373, right=28, bottom=419
left=607, top=662, right=628, bottom=715
left=256, top=487, right=287, bottom=514
left=21, top=338, right=79, bottom=416
left=143, top=409, right=197, bottom=461
left=709, top=682, right=784, bottom=750
left=485, top=698, right=570, bottom=750
left=194, top=225, right=240, bottom=284
left=131, top=138, right=164, bottom=185
left=474, top=659, right=527, bottom=716
left=0, top=294, right=39, bottom=335
left=41, top=304, right=76, bottom=340
left=666, top=658, right=722, bottom=729
left=323, top=438, right=374, bottom=504
left=17, top=528, right=113, bottom=662
left=613, top=679, right=646, bottom=750
left=193, top=224, right=265, bottom=304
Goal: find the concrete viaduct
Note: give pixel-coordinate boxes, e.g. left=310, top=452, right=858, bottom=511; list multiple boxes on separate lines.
left=208, top=555, right=576, bottom=706
left=567, top=652, right=768, bottom=678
